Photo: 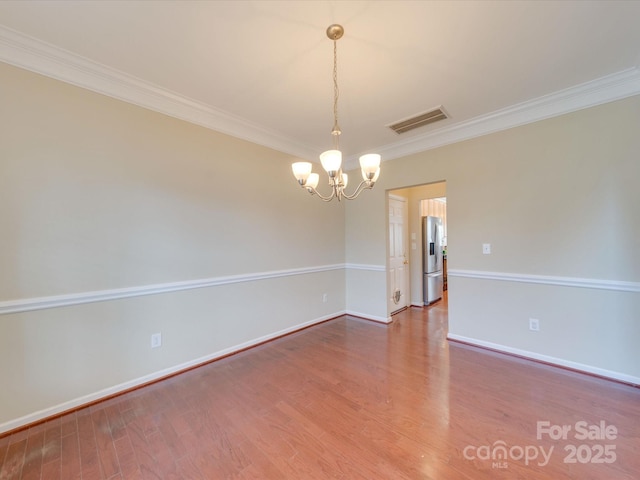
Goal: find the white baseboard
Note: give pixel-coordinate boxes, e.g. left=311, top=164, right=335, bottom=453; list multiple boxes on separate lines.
left=447, top=333, right=640, bottom=386
left=345, top=310, right=392, bottom=324
left=0, top=311, right=341, bottom=435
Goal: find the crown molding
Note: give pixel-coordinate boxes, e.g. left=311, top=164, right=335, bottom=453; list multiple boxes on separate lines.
left=2, top=25, right=639, bottom=167
left=375, top=67, right=640, bottom=162
left=0, top=25, right=317, bottom=160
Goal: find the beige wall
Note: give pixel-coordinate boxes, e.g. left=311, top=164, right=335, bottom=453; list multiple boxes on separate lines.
left=2, top=58, right=639, bottom=431
left=346, top=95, right=640, bottom=382
left=0, top=62, right=346, bottom=430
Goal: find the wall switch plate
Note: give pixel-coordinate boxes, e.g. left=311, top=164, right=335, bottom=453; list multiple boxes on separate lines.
left=482, top=243, right=491, bottom=254
left=411, top=242, right=417, bottom=250
left=529, top=318, right=540, bottom=332
left=151, top=332, right=162, bottom=348
left=322, top=293, right=328, bottom=303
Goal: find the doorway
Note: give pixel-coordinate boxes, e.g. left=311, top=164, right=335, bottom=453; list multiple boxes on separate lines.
left=387, top=181, right=447, bottom=316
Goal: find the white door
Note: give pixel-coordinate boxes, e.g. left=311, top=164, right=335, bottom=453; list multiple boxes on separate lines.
left=388, top=195, right=409, bottom=313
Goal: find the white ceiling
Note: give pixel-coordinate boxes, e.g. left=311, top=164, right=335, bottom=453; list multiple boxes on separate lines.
left=1, top=1, right=640, bottom=168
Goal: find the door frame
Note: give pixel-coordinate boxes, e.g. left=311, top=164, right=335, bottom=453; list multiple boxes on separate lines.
left=387, top=193, right=410, bottom=315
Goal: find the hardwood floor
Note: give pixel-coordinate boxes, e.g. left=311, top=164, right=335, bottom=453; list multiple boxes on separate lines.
left=1, top=298, right=639, bottom=479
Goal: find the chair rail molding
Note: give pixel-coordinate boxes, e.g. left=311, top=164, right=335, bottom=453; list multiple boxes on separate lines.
left=0, top=264, right=345, bottom=316
left=448, top=269, right=640, bottom=293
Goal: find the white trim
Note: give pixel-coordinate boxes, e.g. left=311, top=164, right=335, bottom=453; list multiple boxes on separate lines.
left=0, top=264, right=344, bottom=316
left=0, top=263, right=387, bottom=316
left=388, top=194, right=407, bottom=202
left=0, top=25, right=318, bottom=162
left=2, top=26, right=639, bottom=168
left=376, top=67, right=640, bottom=162
left=345, top=263, right=386, bottom=272
left=345, top=310, right=392, bottom=324
left=448, top=269, right=640, bottom=293
left=447, top=333, right=640, bottom=386
left=0, top=311, right=341, bottom=434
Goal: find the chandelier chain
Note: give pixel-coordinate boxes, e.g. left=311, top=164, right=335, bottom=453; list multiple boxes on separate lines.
left=332, top=36, right=341, bottom=150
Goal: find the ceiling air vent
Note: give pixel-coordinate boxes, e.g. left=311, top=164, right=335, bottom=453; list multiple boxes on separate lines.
left=388, top=106, right=448, bottom=134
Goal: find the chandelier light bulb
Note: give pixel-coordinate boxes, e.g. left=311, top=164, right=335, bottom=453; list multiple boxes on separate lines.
left=292, top=162, right=312, bottom=183
left=359, top=153, right=381, bottom=176
left=320, top=150, right=342, bottom=175
left=306, top=173, right=320, bottom=190
left=361, top=166, right=381, bottom=182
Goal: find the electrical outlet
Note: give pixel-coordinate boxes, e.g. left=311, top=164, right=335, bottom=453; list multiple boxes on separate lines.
left=529, top=318, right=540, bottom=332
left=322, top=293, right=328, bottom=303
left=482, top=243, right=491, bottom=254
left=151, top=332, right=162, bottom=348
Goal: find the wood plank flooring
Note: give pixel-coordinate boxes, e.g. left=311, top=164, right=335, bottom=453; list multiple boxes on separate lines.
left=1, top=298, right=639, bottom=479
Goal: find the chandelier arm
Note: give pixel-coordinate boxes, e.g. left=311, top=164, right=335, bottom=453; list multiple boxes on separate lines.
left=341, top=180, right=374, bottom=200
left=304, top=185, right=337, bottom=202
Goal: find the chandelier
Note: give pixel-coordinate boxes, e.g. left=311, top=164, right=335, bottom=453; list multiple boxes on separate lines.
left=292, top=24, right=381, bottom=202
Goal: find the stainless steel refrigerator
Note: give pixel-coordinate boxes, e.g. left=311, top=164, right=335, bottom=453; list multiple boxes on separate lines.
left=423, top=216, right=443, bottom=305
